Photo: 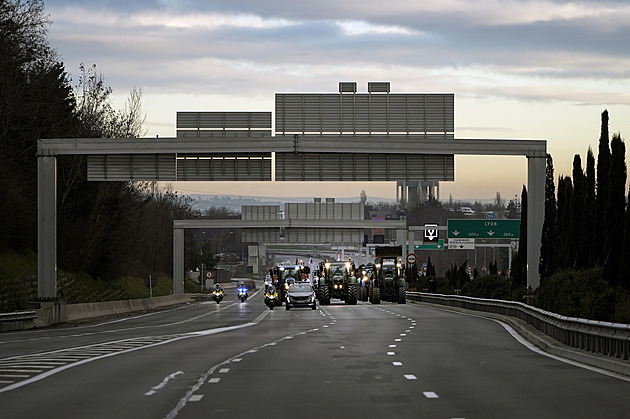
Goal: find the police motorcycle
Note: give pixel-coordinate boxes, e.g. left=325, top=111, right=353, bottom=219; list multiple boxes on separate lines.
left=264, top=286, right=278, bottom=310
left=237, top=282, right=248, bottom=302
left=212, top=284, right=224, bottom=304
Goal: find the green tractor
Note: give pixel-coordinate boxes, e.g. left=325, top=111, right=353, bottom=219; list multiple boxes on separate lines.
left=370, top=247, right=407, bottom=304
left=316, top=259, right=358, bottom=305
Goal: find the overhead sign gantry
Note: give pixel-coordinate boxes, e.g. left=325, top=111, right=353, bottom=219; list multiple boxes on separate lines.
left=37, top=81, right=546, bottom=298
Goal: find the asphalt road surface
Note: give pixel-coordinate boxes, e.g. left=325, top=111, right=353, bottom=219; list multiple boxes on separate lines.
left=1, top=289, right=629, bottom=418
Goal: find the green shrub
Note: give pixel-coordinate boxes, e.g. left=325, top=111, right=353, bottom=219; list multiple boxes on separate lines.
left=536, top=268, right=615, bottom=321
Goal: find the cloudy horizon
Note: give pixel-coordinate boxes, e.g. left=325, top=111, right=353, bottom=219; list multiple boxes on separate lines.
left=46, top=0, right=630, bottom=200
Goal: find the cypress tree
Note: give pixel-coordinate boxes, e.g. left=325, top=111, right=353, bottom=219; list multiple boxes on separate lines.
left=570, top=154, right=587, bottom=268
left=585, top=148, right=596, bottom=266
left=620, top=186, right=630, bottom=289
left=602, top=134, right=627, bottom=285
left=556, top=176, right=573, bottom=270
left=512, top=186, right=528, bottom=289
left=595, top=110, right=610, bottom=265
left=539, top=154, right=557, bottom=280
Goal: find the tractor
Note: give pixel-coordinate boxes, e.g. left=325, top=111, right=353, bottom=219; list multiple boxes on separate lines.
left=316, top=259, right=358, bottom=305
left=370, top=247, right=407, bottom=304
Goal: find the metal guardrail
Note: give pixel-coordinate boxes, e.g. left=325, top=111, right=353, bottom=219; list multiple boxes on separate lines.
left=407, top=292, right=630, bottom=361
left=0, top=311, right=37, bottom=332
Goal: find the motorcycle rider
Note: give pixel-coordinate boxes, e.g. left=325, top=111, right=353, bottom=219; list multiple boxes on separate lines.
left=213, top=283, right=223, bottom=293
left=238, top=281, right=248, bottom=299
left=266, top=284, right=276, bottom=295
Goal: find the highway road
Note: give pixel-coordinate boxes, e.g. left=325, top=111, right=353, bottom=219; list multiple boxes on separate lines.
left=1, top=288, right=629, bottom=418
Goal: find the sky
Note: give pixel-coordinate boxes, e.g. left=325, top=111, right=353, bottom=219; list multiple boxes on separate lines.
left=45, top=0, right=630, bottom=202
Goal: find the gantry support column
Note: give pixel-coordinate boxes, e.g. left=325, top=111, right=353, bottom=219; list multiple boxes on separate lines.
left=173, top=227, right=185, bottom=295
left=37, top=156, right=57, bottom=299
left=527, top=155, right=545, bottom=290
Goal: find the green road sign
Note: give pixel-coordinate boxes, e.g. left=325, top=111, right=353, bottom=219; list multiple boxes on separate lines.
left=447, top=219, right=520, bottom=239
left=407, top=239, right=444, bottom=250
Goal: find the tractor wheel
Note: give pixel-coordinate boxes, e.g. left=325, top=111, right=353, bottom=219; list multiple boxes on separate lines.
left=398, top=287, right=406, bottom=304
left=346, top=284, right=357, bottom=305
left=372, top=287, right=381, bottom=304
left=319, top=285, right=330, bottom=305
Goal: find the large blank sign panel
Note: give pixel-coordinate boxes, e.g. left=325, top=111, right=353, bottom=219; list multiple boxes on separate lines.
left=275, top=93, right=454, bottom=137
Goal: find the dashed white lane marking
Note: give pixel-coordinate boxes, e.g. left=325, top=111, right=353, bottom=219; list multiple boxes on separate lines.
left=389, top=345, right=397, bottom=348
left=404, top=374, right=417, bottom=380
left=218, top=368, right=229, bottom=373
left=405, top=330, right=411, bottom=332
left=208, top=378, right=221, bottom=384
left=423, top=391, right=439, bottom=399
left=387, top=352, right=395, bottom=356
left=189, top=395, right=204, bottom=402
left=144, top=371, right=184, bottom=396
left=231, top=358, right=242, bottom=363
left=166, top=316, right=325, bottom=419
left=392, top=362, right=402, bottom=366
left=395, top=338, right=402, bottom=342
left=400, top=334, right=407, bottom=336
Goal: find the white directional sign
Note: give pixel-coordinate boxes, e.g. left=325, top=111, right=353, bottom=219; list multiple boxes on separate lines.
left=424, top=223, right=439, bottom=242
left=448, top=238, right=475, bottom=250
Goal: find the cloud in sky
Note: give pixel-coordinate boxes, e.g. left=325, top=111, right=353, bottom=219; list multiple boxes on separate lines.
left=45, top=0, right=630, bottom=199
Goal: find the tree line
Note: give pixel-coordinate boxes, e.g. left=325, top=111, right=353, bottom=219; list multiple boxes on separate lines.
left=0, top=0, right=197, bottom=282
left=536, top=110, right=629, bottom=321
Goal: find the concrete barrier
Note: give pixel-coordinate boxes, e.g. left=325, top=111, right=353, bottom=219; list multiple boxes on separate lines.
left=64, top=294, right=194, bottom=323
left=0, top=311, right=37, bottom=332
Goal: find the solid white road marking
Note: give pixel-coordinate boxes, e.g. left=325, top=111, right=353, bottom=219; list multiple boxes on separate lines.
left=427, top=304, right=630, bottom=383
left=231, top=358, right=242, bottom=363
left=404, top=374, right=417, bottom=380
left=423, top=391, right=439, bottom=398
